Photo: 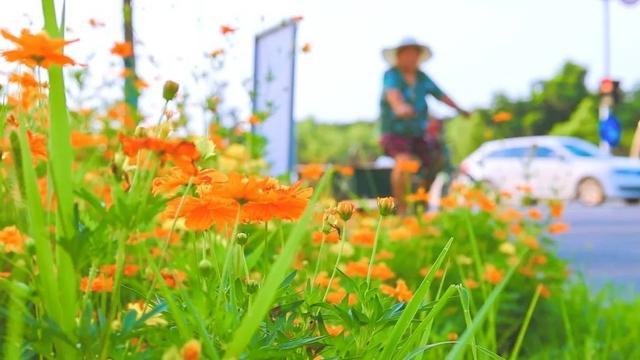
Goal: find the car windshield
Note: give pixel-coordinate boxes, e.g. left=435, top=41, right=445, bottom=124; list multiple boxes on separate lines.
left=562, top=142, right=602, bottom=157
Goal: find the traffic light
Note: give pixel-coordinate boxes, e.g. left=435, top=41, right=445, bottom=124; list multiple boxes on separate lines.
left=599, top=78, right=622, bottom=106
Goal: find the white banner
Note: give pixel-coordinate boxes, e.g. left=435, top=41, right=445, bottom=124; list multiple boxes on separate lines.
left=253, top=21, right=297, bottom=176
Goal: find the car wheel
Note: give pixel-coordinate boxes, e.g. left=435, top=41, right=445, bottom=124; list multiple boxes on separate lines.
left=576, top=178, right=605, bottom=206
left=624, top=198, right=640, bottom=205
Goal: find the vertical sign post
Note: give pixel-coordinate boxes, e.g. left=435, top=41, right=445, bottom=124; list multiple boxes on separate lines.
left=253, top=21, right=298, bottom=177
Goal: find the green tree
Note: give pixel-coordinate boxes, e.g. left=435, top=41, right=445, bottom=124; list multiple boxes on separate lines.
left=550, top=97, right=599, bottom=143
left=528, top=61, right=588, bottom=134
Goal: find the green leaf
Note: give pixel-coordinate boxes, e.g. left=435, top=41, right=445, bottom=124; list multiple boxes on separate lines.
left=445, top=253, right=526, bottom=360
left=380, top=237, right=454, bottom=359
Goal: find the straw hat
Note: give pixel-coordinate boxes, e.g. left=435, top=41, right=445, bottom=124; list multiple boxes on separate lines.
left=382, top=37, right=432, bottom=66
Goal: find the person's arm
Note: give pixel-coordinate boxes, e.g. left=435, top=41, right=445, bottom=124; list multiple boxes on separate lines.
left=427, top=75, right=470, bottom=117
left=440, top=95, right=470, bottom=117
left=385, top=89, right=415, bottom=118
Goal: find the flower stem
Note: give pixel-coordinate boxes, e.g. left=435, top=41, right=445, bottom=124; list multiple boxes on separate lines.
left=366, top=215, right=384, bottom=286
left=322, top=222, right=347, bottom=303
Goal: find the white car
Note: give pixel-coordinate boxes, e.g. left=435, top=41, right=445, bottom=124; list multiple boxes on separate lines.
left=460, top=136, right=640, bottom=206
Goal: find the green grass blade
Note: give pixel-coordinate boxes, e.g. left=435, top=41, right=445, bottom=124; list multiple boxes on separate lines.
left=41, top=0, right=78, bottom=338
left=15, top=125, right=70, bottom=355
left=404, top=341, right=505, bottom=360
left=445, top=252, right=525, bottom=360
left=457, top=286, right=478, bottom=360
left=509, top=284, right=542, bottom=360
left=380, top=237, right=454, bottom=360
left=397, top=285, right=457, bottom=358
left=3, top=278, right=28, bottom=359
left=223, top=170, right=332, bottom=358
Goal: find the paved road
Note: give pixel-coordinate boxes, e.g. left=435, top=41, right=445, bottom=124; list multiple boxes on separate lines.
left=555, top=202, right=640, bottom=295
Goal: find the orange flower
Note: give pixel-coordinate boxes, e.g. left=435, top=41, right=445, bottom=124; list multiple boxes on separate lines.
left=247, top=113, right=264, bottom=125
left=509, top=223, right=523, bottom=236
left=134, top=78, right=149, bottom=90
left=108, top=102, right=135, bottom=127
left=236, top=179, right=312, bottom=223
left=532, top=255, right=547, bottom=266
left=27, top=131, right=48, bottom=162
left=521, top=235, right=539, bottom=250
left=483, top=264, right=504, bottom=285
left=164, top=196, right=238, bottom=231
left=464, top=278, right=479, bottom=289
left=299, top=163, right=324, bottom=181
left=538, top=283, right=551, bottom=298
left=100, top=264, right=139, bottom=277
left=71, top=131, right=108, bottom=149
left=181, top=339, right=202, bottom=360
left=439, top=194, right=458, bottom=209
left=345, top=259, right=395, bottom=280
left=110, top=41, right=133, bottom=57
left=548, top=222, right=569, bottom=234
left=335, top=165, right=354, bottom=177
left=0, top=226, right=26, bottom=253
left=499, top=207, right=524, bottom=223
left=160, top=269, right=186, bottom=288
left=80, top=274, right=114, bottom=292
left=152, top=167, right=227, bottom=196
left=325, top=324, right=344, bottom=337
left=220, top=25, right=236, bottom=35
left=165, top=172, right=312, bottom=229
left=376, top=249, right=394, bottom=261
left=395, top=158, right=420, bottom=173
left=314, top=271, right=340, bottom=289
left=1, top=28, right=77, bottom=68
left=492, top=111, right=513, bottom=123
left=527, top=208, right=544, bottom=221
left=476, top=194, right=496, bottom=212
left=9, top=71, right=41, bottom=88
left=419, top=267, right=444, bottom=279
left=380, top=279, right=413, bottom=302
left=406, top=187, right=429, bottom=203
left=119, top=134, right=201, bottom=175
left=516, top=184, right=532, bottom=194
left=302, top=43, right=311, bottom=53
left=351, top=228, right=375, bottom=246
left=549, top=201, right=564, bottom=218
left=388, top=226, right=412, bottom=241
left=312, top=230, right=339, bottom=244
left=326, top=288, right=347, bottom=305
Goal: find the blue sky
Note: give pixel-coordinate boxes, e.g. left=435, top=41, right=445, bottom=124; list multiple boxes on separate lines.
left=2, top=0, right=640, bottom=126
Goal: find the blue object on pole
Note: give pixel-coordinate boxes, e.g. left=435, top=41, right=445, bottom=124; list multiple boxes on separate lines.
left=599, top=113, right=621, bottom=147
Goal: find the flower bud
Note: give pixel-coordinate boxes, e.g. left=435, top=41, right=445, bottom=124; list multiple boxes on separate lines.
left=377, top=196, right=396, bottom=216
left=335, top=201, right=355, bottom=221
left=322, top=211, right=338, bottom=232
left=134, top=126, right=148, bottom=137
left=181, top=339, right=201, bottom=360
left=162, top=80, right=179, bottom=101
left=198, top=259, right=213, bottom=275
left=246, top=279, right=259, bottom=294
left=236, top=232, right=248, bottom=246
left=24, top=237, right=36, bottom=255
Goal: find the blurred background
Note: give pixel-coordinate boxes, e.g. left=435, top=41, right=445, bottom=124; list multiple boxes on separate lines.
left=2, top=0, right=639, bottom=292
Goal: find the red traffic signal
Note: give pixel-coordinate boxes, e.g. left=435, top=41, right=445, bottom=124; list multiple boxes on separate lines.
left=599, top=78, right=621, bottom=104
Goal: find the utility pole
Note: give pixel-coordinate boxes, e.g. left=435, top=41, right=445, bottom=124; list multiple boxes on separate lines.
left=123, top=0, right=138, bottom=111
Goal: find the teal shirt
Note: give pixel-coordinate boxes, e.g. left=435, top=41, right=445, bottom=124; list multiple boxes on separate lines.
left=380, top=67, right=445, bottom=136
